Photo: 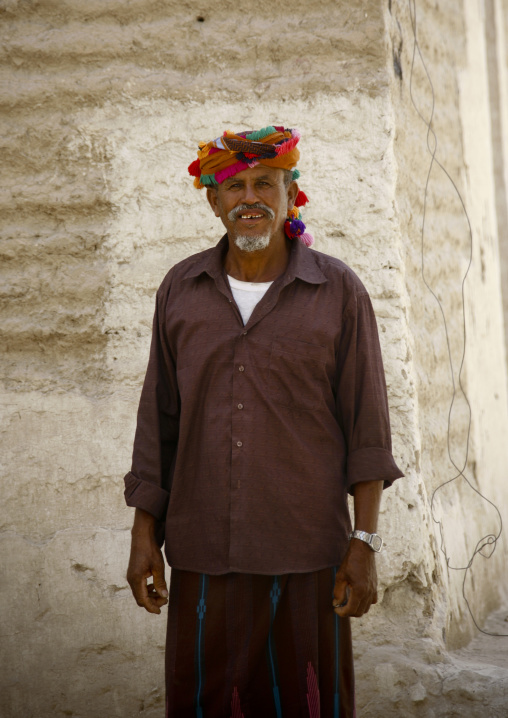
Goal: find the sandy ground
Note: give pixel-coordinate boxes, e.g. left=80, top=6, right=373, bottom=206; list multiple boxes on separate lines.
left=452, top=602, right=508, bottom=669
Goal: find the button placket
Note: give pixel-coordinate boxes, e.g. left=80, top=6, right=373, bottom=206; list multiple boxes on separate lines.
left=232, top=336, right=248, bottom=488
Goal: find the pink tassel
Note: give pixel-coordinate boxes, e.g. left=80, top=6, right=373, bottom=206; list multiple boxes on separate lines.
left=275, top=136, right=300, bottom=156
left=299, top=232, right=314, bottom=247
left=230, top=686, right=245, bottom=718
left=306, top=663, right=320, bottom=718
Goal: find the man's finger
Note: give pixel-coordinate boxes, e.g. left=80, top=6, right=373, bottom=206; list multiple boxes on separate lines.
left=138, top=584, right=166, bottom=614
left=129, top=572, right=162, bottom=614
left=152, top=561, right=169, bottom=599
left=146, top=583, right=169, bottom=611
left=354, top=597, right=371, bottom=617
left=132, top=576, right=150, bottom=607
left=346, top=587, right=378, bottom=617
left=335, top=589, right=351, bottom=608
left=147, top=583, right=169, bottom=603
left=335, top=587, right=362, bottom=617
left=332, top=578, right=348, bottom=608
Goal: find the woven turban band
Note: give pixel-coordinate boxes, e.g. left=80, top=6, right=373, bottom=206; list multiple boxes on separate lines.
left=188, top=126, right=314, bottom=246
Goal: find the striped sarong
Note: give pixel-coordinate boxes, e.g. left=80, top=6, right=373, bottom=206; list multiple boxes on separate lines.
left=165, top=568, right=355, bottom=718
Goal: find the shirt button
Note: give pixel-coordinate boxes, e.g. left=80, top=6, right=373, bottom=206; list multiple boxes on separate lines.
left=238, top=365, right=245, bottom=372
left=237, top=403, right=244, bottom=410
left=242, top=331, right=248, bottom=336
left=236, top=441, right=243, bottom=447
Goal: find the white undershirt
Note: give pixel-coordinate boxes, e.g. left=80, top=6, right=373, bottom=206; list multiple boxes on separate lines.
left=227, top=275, right=273, bottom=325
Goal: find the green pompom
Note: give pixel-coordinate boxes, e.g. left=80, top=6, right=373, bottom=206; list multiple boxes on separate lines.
left=245, top=126, right=277, bottom=141
left=292, top=169, right=301, bottom=180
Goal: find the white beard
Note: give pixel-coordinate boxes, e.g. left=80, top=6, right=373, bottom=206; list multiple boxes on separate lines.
left=233, top=234, right=271, bottom=253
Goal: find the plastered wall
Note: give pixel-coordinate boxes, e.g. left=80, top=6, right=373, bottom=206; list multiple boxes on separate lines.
left=1, top=1, right=508, bottom=716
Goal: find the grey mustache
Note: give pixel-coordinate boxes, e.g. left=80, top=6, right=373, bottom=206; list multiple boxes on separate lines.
left=228, top=203, right=275, bottom=222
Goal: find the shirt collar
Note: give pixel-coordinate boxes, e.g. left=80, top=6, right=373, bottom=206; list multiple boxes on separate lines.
left=285, top=234, right=327, bottom=285
left=182, top=233, right=327, bottom=285
left=182, top=234, right=229, bottom=281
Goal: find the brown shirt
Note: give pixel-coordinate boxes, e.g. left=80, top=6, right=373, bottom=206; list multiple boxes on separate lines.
left=124, top=235, right=403, bottom=575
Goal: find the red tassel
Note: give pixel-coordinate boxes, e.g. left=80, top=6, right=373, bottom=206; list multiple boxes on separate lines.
left=188, top=159, right=201, bottom=177
left=295, top=190, right=309, bottom=207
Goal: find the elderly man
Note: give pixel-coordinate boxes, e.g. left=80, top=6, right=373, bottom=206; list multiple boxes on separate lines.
left=125, top=126, right=403, bottom=718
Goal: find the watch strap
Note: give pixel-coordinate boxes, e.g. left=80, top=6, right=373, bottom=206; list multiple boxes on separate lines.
left=349, top=530, right=383, bottom=552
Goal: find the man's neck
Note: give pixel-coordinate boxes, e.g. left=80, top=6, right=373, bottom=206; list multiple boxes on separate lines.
left=224, top=233, right=291, bottom=283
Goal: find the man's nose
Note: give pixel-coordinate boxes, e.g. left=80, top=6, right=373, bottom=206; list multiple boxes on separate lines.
left=241, top=183, right=259, bottom=204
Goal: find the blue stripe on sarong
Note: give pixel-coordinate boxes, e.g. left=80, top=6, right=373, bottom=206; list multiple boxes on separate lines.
left=268, top=576, right=282, bottom=718
left=194, top=573, right=209, bottom=718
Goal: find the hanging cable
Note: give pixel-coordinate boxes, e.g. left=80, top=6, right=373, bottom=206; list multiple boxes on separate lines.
left=408, top=0, right=507, bottom=637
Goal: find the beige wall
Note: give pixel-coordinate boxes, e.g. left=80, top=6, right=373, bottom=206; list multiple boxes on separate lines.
left=493, top=0, right=508, bottom=349
left=1, top=0, right=508, bottom=716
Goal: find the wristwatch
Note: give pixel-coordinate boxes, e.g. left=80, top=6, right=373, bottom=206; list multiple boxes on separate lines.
left=349, top=530, right=383, bottom=552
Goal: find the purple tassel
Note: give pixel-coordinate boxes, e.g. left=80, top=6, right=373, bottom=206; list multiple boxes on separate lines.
left=289, top=219, right=306, bottom=236
left=284, top=217, right=314, bottom=246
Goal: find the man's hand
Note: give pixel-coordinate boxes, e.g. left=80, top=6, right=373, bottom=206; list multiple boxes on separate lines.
left=333, top=479, right=383, bottom=618
left=333, top=540, right=378, bottom=617
left=127, top=508, right=168, bottom=615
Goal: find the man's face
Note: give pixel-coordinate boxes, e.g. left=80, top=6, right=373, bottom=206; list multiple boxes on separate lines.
left=206, top=166, right=296, bottom=252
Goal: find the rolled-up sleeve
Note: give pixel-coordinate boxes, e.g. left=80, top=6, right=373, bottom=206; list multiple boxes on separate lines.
left=335, top=290, right=404, bottom=493
left=123, top=283, right=180, bottom=521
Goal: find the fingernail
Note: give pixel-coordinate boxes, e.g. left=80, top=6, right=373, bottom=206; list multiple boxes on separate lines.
left=162, top=589, right=168, bottom=597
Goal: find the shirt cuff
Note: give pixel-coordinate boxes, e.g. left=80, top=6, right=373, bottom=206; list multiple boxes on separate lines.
left=123, top=471, right=170, bottom=521
left=346, top=447, right=404, bottom=495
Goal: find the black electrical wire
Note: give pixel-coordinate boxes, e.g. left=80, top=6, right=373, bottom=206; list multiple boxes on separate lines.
left=408, top=0, right=507, bottom=637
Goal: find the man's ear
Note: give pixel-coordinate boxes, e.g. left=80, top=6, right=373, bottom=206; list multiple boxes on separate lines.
left=287, top=181, right=299, bottom=210
left=206, top=187, right=221, bottom=217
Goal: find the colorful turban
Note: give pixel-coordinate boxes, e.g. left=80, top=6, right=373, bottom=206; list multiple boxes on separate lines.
left=188, top=126, right=314, bottom=247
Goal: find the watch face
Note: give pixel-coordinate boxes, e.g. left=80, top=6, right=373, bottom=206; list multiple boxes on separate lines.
left=371, top=535, right=383, bottom=552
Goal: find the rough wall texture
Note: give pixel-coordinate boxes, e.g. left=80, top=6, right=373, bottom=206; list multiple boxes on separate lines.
left=1, top=0, right=508, bottom=716
left=355, top=1, right=508, bottom=714
left=494, top=0, right=508, bottom=349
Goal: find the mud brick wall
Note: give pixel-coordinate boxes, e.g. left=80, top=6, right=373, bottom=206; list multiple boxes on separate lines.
left=1, top=1, right=508, bottom=715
